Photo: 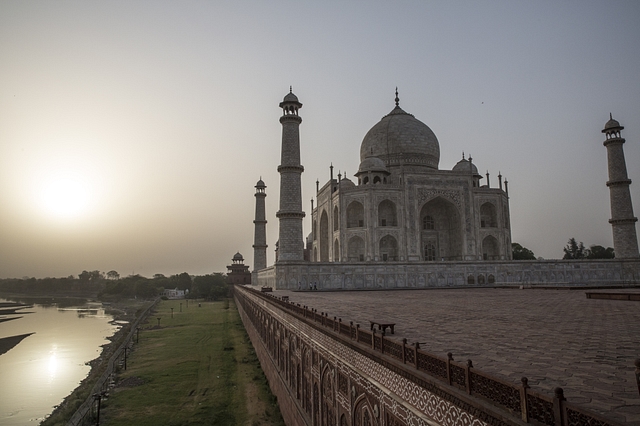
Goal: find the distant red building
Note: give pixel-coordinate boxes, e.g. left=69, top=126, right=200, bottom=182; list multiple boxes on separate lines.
left=227, top=252, right=251, bottom=285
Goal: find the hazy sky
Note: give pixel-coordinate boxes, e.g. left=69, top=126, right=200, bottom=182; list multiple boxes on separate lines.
left=1, top=1, right=639, bottom=279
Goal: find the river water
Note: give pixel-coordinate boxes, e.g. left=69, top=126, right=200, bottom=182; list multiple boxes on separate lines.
left=0, top=297, right=120, bottom=425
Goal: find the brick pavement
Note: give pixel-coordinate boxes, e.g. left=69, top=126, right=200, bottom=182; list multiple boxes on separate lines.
left=269, top=287, right=640, bottom=425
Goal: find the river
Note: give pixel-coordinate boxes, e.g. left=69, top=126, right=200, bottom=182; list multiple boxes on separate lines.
left=0, top=297, right=120, bottom=425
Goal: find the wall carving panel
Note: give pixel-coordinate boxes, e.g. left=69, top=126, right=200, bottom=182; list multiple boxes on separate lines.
left=236, top=287, right=498, bottom=426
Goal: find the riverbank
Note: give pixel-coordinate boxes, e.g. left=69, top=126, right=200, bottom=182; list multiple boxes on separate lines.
left=37, top=297, right=153, bottom=426
left=99, top=299, right=284, bottom=426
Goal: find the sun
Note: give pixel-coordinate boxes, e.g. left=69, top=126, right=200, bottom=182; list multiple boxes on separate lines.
left=39, top=174, right=92, bottom=220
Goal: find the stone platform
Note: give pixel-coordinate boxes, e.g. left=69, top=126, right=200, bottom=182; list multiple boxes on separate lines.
left=262, top=286, right=640, bottom=425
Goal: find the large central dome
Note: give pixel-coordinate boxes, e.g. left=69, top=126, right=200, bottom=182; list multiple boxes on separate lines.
left=360, top=104, right=440, bottom=170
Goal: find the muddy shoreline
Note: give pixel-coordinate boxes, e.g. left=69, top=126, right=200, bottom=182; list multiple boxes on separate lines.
left=0, top=293, right=154, bottom=425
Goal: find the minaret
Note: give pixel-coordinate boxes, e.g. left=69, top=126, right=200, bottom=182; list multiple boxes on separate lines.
left=276, top=88, right=305, bottom=261
left=252, top=178, right=268, bottom=271
left=602, top=114, right=639, bottom=258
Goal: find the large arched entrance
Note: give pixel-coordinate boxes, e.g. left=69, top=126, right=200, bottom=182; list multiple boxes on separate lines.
left=419, top=197, right=462, bottom=260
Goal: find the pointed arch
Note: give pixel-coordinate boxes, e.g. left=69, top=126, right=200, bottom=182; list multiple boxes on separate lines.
left=321, top=366, right=335, bottom=426
left=347, top=201, right=364, bottom=228
left=379, top=234, right=398, bottom=261
left=480, top=202, right=497, bottom=228
left=378, top=199, right=397, bottom=226
left=333, top=206, right=339, bottom=231
left=482, top=235, right=499, bottom=260
left=320, top=210, right=329, bottom=262
left=353, top=395, right=374, bottom=426
left=333, top=239, right=340, bottom=262
left=420, top=197, right=462, bottom=260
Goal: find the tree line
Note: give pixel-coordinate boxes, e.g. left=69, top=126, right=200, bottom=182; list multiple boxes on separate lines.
left=0, top=271, right=231, bottom=301
left=511, top=239, right=614, bottom=260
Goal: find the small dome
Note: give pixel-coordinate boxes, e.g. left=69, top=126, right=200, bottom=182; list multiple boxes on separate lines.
left=283, top=91, right=299, bottom=103
left=452, top=158, right=478, bottom=174
left=360, top=105, right=440, bottom=170
left=233, top=252, right=244, bottom=261
left=255, top=178, right=265, bottom=187
left=603, top=113, right=623, bottom=131
left=339, top=177, right=356, bottom=188
left=357, top=156, right=388, bottom=174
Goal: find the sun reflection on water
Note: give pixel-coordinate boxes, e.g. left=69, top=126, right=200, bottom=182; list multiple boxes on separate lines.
left=47, top=345, right=59, bottom=381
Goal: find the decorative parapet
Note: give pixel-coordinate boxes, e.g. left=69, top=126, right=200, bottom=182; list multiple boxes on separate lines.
left=234, top=285, right=623, bottom=426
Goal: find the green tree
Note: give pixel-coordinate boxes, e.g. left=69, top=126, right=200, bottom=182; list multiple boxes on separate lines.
left=191, top=273, right=229, bottom=300
left=512, top=243, right=536, bottom=260
left=586, top=245, right=615, bottom=259
left=170, top=272, right=192, bottom=290
left=106, top=270, right=120, bottom=280
left=563, top=238, right=586, bottom=259
left=79, top=270, right=103, bottom=282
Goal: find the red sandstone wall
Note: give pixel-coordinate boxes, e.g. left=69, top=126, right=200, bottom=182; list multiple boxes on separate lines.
left=236, top=296, right=310, bottom=426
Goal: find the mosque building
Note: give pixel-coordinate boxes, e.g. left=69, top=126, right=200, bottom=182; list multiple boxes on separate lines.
left=251, top=89, right=639, bottom=290
left=310, top=89, right=511, bottom=264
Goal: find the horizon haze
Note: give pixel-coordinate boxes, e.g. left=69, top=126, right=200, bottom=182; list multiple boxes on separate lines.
left=1, top=1, right=639, bottom=278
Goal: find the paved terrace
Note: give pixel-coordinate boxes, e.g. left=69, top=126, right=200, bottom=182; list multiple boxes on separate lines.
left=260, top=287, right=640, bottom=425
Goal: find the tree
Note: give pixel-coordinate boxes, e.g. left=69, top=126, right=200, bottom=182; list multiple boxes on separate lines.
left=170, top=272, right=192, bottom=290
left=191, top=273, right=229, bottom=300
left=106, top=270, right=120, bottom=280
left=587, top=245, right=615, bottom=259
left=563, top=238, right=586, bottom=259
left=512, top=243, right=536, bottom=260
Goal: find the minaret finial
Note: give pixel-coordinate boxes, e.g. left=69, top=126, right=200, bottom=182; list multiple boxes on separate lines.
left=462, top=151, right=465, bottom=160
left=610, top=112, right=613, bottom=120
left=290, top=86, right=292, bottom=93
left=395, top=87, right=399, bottom=107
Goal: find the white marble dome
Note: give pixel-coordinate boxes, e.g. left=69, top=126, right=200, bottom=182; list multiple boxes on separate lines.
left=360, top=105, right=440, bottom=170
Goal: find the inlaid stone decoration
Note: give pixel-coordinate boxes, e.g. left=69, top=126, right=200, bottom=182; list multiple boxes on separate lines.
left=236, top=287, right=497, bottom=426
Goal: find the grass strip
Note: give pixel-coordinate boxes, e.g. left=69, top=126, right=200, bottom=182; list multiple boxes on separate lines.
left=100, top=299, right=284, bottom=426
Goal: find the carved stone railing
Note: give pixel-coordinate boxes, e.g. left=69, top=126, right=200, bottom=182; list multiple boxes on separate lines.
left=236, top=285, right=625, bottom=426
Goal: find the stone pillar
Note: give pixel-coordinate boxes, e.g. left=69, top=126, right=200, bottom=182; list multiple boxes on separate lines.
left=276, top=88, right=306, bottom=262
left=253, top=178, right=268, bottom=271
left=602, top=114, right=639, bottom=258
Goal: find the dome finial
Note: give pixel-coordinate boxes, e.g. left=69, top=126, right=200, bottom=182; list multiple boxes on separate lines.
left=610, top=112, right=613, bottom=120
left=462, top=151, right=465, bottom=160
left=290, top=86, right=292, bottom=93
left=395, top=87, right=399, bottom=107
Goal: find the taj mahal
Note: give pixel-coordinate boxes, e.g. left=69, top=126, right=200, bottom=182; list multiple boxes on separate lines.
left=250, top=89, right=639, bottom=290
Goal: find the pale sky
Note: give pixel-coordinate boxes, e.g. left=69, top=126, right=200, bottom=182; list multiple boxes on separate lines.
left=1, top=1, right=639, bottom=278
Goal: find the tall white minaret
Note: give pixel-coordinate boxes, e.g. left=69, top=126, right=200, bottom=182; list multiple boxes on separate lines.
left=602, top=114, right=639, bottom=258
left=276, top=88, right=305, bottom=261
left=252, top=178, right=267, bottom=271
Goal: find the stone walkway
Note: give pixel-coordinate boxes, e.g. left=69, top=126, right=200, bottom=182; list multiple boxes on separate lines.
left=267, top=287, right=640, bottom=425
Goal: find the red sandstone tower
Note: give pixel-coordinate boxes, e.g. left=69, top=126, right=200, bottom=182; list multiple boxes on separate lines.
left=226, top=252, right=251, bottom=285
left=602, top=114, right=639, bottom=258
left=276, top=88, right=305, bottom=262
